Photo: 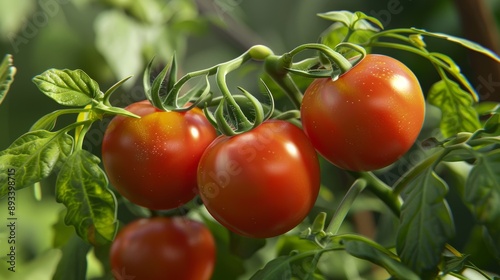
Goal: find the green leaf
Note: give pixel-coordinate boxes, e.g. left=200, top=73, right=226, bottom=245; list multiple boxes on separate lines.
left=317, top=11, right=355, bottom=28
left=482, top=113, right=500, bottom=136
left=30, top=110, right=62, bottom=131
left=0, top=130, right=73, bottom=197
left=52, top=235, right=91, bottom=280
left=55, top=149, right=118, bottom=245
left=344, top=239, right=420, bottom=280
left=320, top=22, right=377, bottom=54
left=412, top=28, right=500, bottom=63
left=199, top=214, right=246, bottom=279
left=396, top=170, right=455, bottom=275
left=0, top=54, right=16, bottom=106
left=95, top=10, right=144, bottom=84
left=317, top=10, right=382, bottom=30
left=428, top=78, right=481, bottom=138
left=353, top=11, right=384, bottom=30
left=33, top=69, right=99, bottom=106
left=430, top=53, right=478, bottom=101
left=250, top=256, right=294, bottom=280
left=441, top=254, right=469, bottom=275
left=465, top=150, right=500, bottom=254
left=147, top=58, right=171, bottom=109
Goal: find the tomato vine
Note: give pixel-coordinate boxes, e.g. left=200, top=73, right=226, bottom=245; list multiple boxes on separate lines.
left=1, top=9, right=500, bottom=280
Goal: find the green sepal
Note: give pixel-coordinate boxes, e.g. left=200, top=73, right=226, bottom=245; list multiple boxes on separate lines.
left=102, top=75, right=133, bottom=106
left=0, top=130, right=74, bottom=197
left=174, top=74, right=212, bottom=111
left=55, top=149, right=118, bottom=246
left=93, top=102, right=140, bottom=119
left=144, top=55, right=178, bottom=110
left=32, top=69, right=101, bottom=107
left=396, top=169, right=455, bottom=276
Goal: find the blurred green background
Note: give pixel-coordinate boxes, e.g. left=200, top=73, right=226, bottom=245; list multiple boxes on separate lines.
left=0, top=0, right=499, bottom=279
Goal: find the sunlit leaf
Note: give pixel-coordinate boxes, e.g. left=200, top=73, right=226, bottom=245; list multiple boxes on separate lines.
left=317, top=11, right=355, bottom=28
left=428, top=78, right=481, bottom=138
left=33, top=69, right=99, bottom=106
left=55, top=150, right=118, bottom=245
left=354, top=11, right=384, bottom=30
left=320, top=22, right=377, bottom=56
left=0, top=54, right=16, bottom=106
left=0, top=130, right=73, bottom=197
left=430, top=53, right=479, bottom=101
left=397, top=170, right=455, bottom=275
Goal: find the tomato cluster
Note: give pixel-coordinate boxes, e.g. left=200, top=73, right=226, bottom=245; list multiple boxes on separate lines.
left=104, top=54, right=424, bottom=279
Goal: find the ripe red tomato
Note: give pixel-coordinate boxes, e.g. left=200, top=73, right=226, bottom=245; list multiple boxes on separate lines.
left=102, top=100, right=217, bottom=210
left=110, top=217, right=216, bottom=280
left=301, top=54, right=425, bottom=171
left=197, top=120, right=320, bottom=238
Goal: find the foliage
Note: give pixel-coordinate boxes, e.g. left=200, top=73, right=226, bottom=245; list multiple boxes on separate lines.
left=1, top=2, right=500, bottom=280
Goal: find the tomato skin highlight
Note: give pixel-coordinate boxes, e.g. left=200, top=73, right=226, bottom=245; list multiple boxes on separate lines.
left=301, top=54, right=425, bottom=171
left=110, top=217, right=216, bottom=280
left=197, top=120, right=320, bottom=238
left=102, top=100, right=217, bottom=210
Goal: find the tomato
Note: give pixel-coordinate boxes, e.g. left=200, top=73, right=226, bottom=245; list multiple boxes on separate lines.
left=110, top=217, right=216, bottom=280
left=102, top=100, right=217, bottom=210
left=197, top=120, right=320, bottom=238
left=300, top=54, right=425, bottom=171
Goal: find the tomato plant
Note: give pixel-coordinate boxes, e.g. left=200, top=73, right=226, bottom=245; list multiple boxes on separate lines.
left=197, top=120, right=320, bottom=238
left=301, top=54, right=425, bottom=171
left=110, top=216, right=215, bottom=280
left=1, top=5, right=500, bottom=280
left=102, top=100, right=217, bottom=210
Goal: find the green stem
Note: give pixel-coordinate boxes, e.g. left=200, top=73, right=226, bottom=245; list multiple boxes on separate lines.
left=350, top=171, right=402, bottom=217
left=273, top=74, right=303, bottom=109
left=468, top=136, right=500, bottom=146
left=326, top=178, right=367, bottom=234
left=366, top=28, right=420, bottom=42
left=367, top=40, right=479, bottom=101
left=75, top=122, right=92, bottom=150
left=287, top=43, right=353, bottom=73
left=331, top=233, right=400, bottom=260
left=264, top=55, right=304, bottom=109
